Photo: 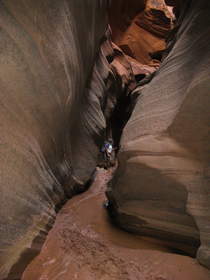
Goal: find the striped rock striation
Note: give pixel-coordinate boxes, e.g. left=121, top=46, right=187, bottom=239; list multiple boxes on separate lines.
left=1, top=0, right=210, bottom=278
left=109, top=0, right=175, bottom=66
left=0, top=0, right=143, bottom=278
left=107, top=0, right=210, bottom=269
left=0, top=0, right=108, bottom=278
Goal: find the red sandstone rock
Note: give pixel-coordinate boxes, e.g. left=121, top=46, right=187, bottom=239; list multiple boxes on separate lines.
left=108, top=0, right=146, bottom=41
left=109, top=0, right=175, bottom=65
left=135, top=9, right=172, bottom=38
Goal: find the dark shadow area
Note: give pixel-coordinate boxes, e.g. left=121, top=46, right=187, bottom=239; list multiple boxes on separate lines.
left=106, top=160, right=200, bottom=257
left=6, top=227, right=51, bottom=280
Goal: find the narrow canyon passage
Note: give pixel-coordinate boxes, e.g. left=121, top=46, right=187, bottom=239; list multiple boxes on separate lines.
left=0, top=0, right=210, bottom=279
left=21, top=2, right=210, bottom=279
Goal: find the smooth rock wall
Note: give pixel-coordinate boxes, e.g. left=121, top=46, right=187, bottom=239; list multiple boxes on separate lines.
left=0, top=1, right=107, bottom=278
left=107, top=0, right=210, bottom=269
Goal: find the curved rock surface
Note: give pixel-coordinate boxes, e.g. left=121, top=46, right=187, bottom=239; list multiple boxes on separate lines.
left=109, top=0, right=174, bottom=65
left=107, top=0, right=210, bottom=269
left=0, top=1, right=108, bottom=278
left=135, top=8, right=171, bottom=38
left=1, top=0, right=210, bottom=278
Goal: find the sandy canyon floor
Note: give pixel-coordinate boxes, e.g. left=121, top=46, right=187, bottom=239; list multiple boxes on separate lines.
left=22, top=168, right=210, bottom=280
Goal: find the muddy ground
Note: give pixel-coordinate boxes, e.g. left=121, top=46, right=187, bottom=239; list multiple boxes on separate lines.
left=22, top=168, right=210, bottom=280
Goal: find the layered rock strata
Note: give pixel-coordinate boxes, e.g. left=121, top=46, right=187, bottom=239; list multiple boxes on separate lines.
left=0, top=0, right=107, bottom=278
left=1, top=0, right=210, bottom=278
left=109, top=0, right=175, bottom=65
left=0, top=0, right=151, bottom=278
left=107, top=0, right=210, bottom=269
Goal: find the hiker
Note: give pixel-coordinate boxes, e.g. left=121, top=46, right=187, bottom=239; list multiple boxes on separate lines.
left=101, top=139, right=113, bottom=162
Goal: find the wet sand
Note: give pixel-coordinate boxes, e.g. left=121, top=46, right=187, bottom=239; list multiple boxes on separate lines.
left=22, top=168, right=210, bottom=280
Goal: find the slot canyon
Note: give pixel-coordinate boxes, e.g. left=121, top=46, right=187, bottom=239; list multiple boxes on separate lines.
left=0, top=0, right=209, bottom=279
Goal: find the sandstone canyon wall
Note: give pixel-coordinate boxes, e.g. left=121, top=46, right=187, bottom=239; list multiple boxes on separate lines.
left=0, top=0, right=210, bottom=278
left=0, top=1, right=108, bottom=278
left=107, top=0, right=210, bottom=269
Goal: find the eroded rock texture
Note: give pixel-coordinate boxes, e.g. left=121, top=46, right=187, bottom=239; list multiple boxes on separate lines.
left=1, top=0, right=210, bottom=278
left=109, top=0, right=174, bottom=66
left=107, top=0, right=210, bottom=269
left=0, top=0, right=109, bottom=278
left=0, top=0, right=146, bottom=277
